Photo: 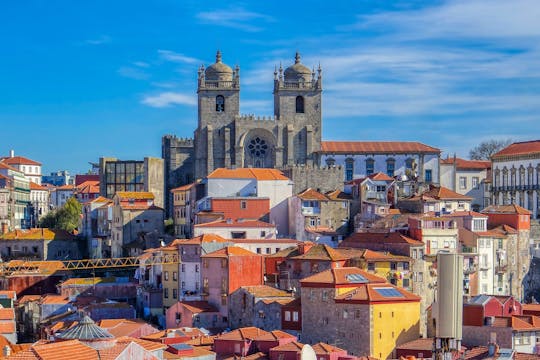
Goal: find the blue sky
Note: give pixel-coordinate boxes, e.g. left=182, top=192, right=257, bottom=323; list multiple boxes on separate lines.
left=1, top=0, right=539, bottom=174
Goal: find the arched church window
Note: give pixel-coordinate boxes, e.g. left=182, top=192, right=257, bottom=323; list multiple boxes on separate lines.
left=296, top=96, right=304, bottom=113
left=366, top=158, right=375, bottom=176
left=386, top=158, right=395, bottom=177
left=216, top=95, right=225, bottom=112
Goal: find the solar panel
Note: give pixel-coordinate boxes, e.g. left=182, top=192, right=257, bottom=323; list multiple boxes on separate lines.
left=373, top=287, right=404, bottom=298
left=171, top=343, right=193, bottom=351
left=346, top=274, right=368, bottom=283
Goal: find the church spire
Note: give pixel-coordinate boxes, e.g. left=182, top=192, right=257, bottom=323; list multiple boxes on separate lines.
left=216, top=50, right=222, bottom=63
left=295, top=51, right=301, bottom=64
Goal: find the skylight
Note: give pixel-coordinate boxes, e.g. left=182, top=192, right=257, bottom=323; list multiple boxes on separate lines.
left=373, top=287, right=404, bottom=298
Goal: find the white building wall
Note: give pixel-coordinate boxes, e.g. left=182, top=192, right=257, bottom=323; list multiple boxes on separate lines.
left=193, top=224, right=277, bottom=239
left=478, top=237, right=494, bottom=295
left=492, top=157, right=540, bottom=219
left=320, top=153, right=440, bottom=183
left=206, top=178, right=255, bottom=198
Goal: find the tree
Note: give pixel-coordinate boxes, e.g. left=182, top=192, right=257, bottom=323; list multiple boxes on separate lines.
left=469, top=139, right=512, bottom=160
left=38, top=197, right=82, bottom=232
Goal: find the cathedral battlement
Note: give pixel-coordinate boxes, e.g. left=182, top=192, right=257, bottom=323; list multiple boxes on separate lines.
left=235, top=114, right=279, bottom=123
left=163, top=134, right=194, bottom=147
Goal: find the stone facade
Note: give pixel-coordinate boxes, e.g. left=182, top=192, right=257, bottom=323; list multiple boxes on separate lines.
left=281, top=165, right=344, bottom=195
left=162, top=135, right=194, bottom=217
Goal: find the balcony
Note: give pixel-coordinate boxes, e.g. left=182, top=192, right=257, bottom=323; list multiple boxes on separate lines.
left=496, top=264, right=508, bottom=273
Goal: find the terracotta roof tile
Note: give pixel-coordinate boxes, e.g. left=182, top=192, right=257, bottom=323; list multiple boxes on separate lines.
left=0, top=308, right=14, bottom=321
left=0, top=322, right=15, bottom=333
left=40, top=295, right=70, bottom=305
left=207, top=168, right=289, bottom=181
left=482, top=204, right=531, bottom=215
left=421, top=185, right=473, bottom=201
left=396, top=338, right=434, bottom=351
left=492, top=140, right=540, bottom=158
left=29, top=182, right=48, bottom=191
left=297, top=188, right=328, bottom=201
left=1, top=156, right=41, bottom=166
left=0, top=162, right=20, bottom=172
left=32, top=339, right=99, bottom=360
left=239, top=285, right=294, bottom=298
left=320, top=141, right=440, bottom=154
left=341, top=232, right=424, bottom=247
left=311, top=343, right=346, bottom=354
left=171, top=183, right=196, bottom=192
left=202, top=246, right=258, bottom=258
left=368, top=172, right=395, bottom=181
left=216, top=327, right=270, bottom=341
left=335, top=283, right=421, bottom=303
left=300, top=267, right=386, bottom=286
left=270, top=341, right=304, bottom=352
left=291, top=244, right=349, bottom=261
left=325, top=190, right=353, bottom=201
left=179, top=301, right=219, bottom=314
left=0, top=228, right=76, bottom=241
left=194, top=219, right=275, bottom=228
left=440, top=157, right=491, bottom=170
left=115, top=336, right=168, bottom=352
left=254, top=330, right=296, bottom=341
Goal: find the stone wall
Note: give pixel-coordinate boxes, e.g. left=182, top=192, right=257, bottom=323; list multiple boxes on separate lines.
left=282, top=165, right=344, bottom=194
left=162, top=135, right=194, bottom=217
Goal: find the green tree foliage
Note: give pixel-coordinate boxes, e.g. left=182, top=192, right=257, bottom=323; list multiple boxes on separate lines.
left=38, top=197, right=82, bottom=232
left=469, top=139, right=512, bottom=160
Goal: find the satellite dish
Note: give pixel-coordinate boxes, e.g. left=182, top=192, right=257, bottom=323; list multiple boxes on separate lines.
left=301, top=344, right=317, bottom=360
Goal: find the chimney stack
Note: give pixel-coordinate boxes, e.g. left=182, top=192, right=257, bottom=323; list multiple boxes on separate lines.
left=9, top=150, right=14, bottom=158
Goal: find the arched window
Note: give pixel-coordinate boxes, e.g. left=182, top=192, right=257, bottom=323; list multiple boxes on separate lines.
left=216, top=95, right=225, bottom=112
left=325, top=157, right=336, bottom=167
left=295, top=96, right=304, bottom=113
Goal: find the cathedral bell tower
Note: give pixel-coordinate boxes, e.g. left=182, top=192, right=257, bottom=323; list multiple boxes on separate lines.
left=273, top=52, right=322, bottom=166
left=194, top=50, right=240, bottom=179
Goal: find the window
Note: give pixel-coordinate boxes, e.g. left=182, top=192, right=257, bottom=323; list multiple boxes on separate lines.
left=325, top=157, right=335, bottom=166
left=482, top=270, right=488, bottom=279
left=164, top=271, right=169, bottom=281
left=240, top=201, right=247, bottom=209
left=256, top=248, right=262, bottom=254
left=173, top=289, right=178, bottom=299
left=343, top=310, right=348, bottom=319
left=412, top=249, right=417, bottom=259
left=403, top=262, right=410, bottom=270
left=403, top=278, right=410, bottom=288
left=390, top=262, right=397, bottom=270
left=322, top=291, right=328, bottom=301
left=367, top=263, right=375, bottom=271
left=472, top=177, right=479, bottom=189
left=292, top=311, right=299, bottom=322
left=459, top=177, right=467, bottom=190
left=216, top=95, right=225, bottom=112
left=345, top=158, right=354, bottom=181
left=425, top=169, right=432, bottom=182
left=295, top=96, right=304, bottom=113
left=195, top=264, right=199, bottom=272
left=366, top=158, right=375, bottom=176
left=386, top=158, right=395, bottom=177
left=418, top=272, right=424, bottom=282
left=181, top=281, right=185, bottom=289
left=266, top=248, right=271, bottom=254
left=181, top=264, right=185, bottom=272
left=173, top=272, right=177, bottom=281
left=285, top=311, right=291, bottom=321
left=260, top=231, right=266, bottom=237
left=164, top=288, right=169, bottom=298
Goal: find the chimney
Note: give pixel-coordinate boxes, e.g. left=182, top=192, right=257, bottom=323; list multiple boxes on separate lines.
left=3, top=345, right=10, bottom=357
left=298, top=241, right=314, bottom=254
left=9, top=150, right=14, bottom=158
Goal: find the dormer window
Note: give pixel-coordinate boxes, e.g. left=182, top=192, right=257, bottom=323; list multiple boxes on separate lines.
left=295, top=96, right=304, bottom=113
left=216, top=95, right=225, bottom=112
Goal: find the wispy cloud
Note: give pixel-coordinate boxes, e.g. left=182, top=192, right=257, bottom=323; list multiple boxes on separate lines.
left=142, top=92, right=196, bottom=108
left=118, top=66, right=150, bottom=80
left=158, top=50, right=201, bottom=64
left=196, top=7, right=273, bottom=32
left=84, top=35, right=111, bottom=45
left=133, top=61, right=150, bottom=68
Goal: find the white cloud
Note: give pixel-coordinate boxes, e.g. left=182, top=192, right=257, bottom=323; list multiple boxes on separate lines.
left=158, top=50, right=201, bottom=64
left=118, top=66, right=149, bottom=80
left=196, top=7, right=273, bottom=32
left=133, top=61, right=150, bottom=68
left=142, top=92, right=196, bottom=108
left=84, top=35, right=111, bottom=45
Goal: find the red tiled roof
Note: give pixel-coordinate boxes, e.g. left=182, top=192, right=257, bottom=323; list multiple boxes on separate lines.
left=171, top=183, right=196, bottom=192
left=420, top=185, right=473, bottom=201
left=56, top=184, right=76, bottom=191
left=216, top=327, right=269, bottom=341
left=0, top=228, right=76, bottom=241
left=341, top=232, right=424, bottom=247
left=29, top=182, right=48, bottom=191
left=32, top=340, right=99, bottom=360
left=444, top=211, right=488, bottom=218
left=335, top=284, right=421, bottom=303
left=207, top=168, right=289, bottom=181
left=311, top=343, right=346, bottom=354
left=440, top=157, right=491, bottom=170
left=202, top=246, right=258, bottom=258
left=297, top=188, right=328, bottom=201
left=0, top=322, right=15, bottom=334
left=492, top=140, right=540, bottom=158
left=76, top=180, right=99, bottom=194
left=254, top=330, right=296, bottom=341
left=368, top=172, right=395, bottom=181
left=270, top=341, right=304, bottom=352
left=240, top=286, right=294, bottom=298
left=320, top=141, right=440, bottom=154
left=0, top=308, right=15, bottom=320
left=325, top=190, right=352, bottom=201
left=396, top=338, right=434, bottom=351
left=40, top=295, right=69, bottom=305
left=1, top=156, right=41, bottom=166
left=482, top=204, right=531, bottom=215
left=0, top=162, right=20, bottom=172
left=291, top=244, right=349, bottom=261
left=179, top=301, right=219, bottom=314
left=194, top=219, right=275, bottom=228
left=300, top=267, right=386, bottom=286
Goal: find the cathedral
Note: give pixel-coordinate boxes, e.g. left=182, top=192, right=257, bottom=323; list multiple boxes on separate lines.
left=163, top=51, right=329, bottom=214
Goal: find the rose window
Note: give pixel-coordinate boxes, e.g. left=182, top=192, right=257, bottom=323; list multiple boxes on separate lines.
left=248, top=137, right=268, bottom=158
